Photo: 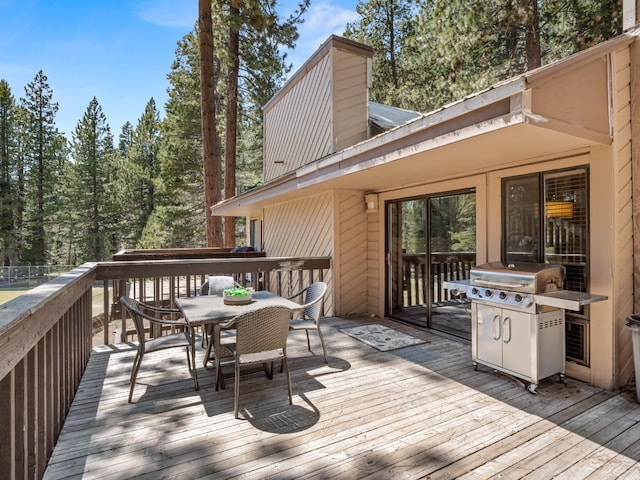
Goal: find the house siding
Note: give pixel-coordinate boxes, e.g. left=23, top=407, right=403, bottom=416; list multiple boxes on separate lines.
left=610, top=46, right=635, bottom=389
left=262, top=192, right=334, bottom=315
left=366, top=201, right=382, bottom=315
left=263, top=53, right=333, bottom=182
left=334, top=190, right=368, bottom=315
left=333, top=48, right=369, bottom=151
left=262, top=37, right=372, bottom=184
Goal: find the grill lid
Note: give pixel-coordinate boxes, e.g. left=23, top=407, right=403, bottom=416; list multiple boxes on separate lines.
left=470, top=261, right=565, bottom=294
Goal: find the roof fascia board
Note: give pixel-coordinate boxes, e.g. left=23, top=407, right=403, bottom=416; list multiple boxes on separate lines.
left=524, top=114, right=612, bottom=145
left=296, top=112, right=528, bottom=189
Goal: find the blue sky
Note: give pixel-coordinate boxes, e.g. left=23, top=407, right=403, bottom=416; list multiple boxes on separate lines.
left=0, top=0, right=359, bottom=141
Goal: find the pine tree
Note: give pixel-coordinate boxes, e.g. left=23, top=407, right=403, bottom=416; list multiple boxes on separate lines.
left=0, top=80, right=18, bottom=265
left=68, top=97, right=116, bottom=262
left=152, top=33, right=208, bottom=249
left=20, top=71, right=67, bottom=265
left=218, top=0, right=309, bottom=245
left=345, top=0, right=417, bottom=108
left=411, top=0, right=623, bottom=110
left=107, top=98, right=163, bottom=250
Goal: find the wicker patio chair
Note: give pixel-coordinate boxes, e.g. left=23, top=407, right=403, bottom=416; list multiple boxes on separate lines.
left=222, top=306, right=294, bottom=419
left=120, top=296, right=199, bottom=403
left=287, top=282, right=329, bottom=362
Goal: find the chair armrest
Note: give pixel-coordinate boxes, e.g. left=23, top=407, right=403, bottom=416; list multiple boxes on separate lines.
left=135, top=302, right=188, bottom=326
left=139, top=302, right=181, bottom=315
left=286, top=286, right=309, bottom=301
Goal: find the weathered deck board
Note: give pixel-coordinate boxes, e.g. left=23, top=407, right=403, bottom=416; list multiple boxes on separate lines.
left=44, top=317, right=640, bottom=480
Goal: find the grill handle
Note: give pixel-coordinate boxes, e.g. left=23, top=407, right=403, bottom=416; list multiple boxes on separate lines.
left=492, top=315, right=501, bottom=340
left=472, top=279, right=528, bottom=289
left=503, top=316, right=511, bottom=343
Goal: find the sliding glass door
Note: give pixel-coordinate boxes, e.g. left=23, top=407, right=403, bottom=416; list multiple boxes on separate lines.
left=387, top=191, right=476, bottom=339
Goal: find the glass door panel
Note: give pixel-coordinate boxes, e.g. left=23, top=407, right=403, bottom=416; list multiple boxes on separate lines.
left=388, top=199, right=427, bottom=325
left=428, top=193, right=476, bottom=339
left=387, top=191, right=476, bottom=339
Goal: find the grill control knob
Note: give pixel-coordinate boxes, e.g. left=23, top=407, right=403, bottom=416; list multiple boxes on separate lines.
left=471, top=288, right=479, bottom=295
left=514, top=294, right=523, bottom=303
left=485, top=289, right=492, bottom=297
left=499, top=291, right=507, bottom=300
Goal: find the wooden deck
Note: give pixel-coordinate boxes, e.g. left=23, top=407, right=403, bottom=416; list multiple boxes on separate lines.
left=44, top=317, right=640, bottom=479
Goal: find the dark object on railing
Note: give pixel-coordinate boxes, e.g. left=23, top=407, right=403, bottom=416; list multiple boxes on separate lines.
left=112, top=247, right=265, bottom=261
left=231, top=245, right=256, bottom=253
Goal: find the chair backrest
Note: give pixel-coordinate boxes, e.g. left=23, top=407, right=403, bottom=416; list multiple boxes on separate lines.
left=302, top=282, right=328, bottom=321
left=120, top=296, right=148, bottom=347
left=234, top=306, right=292, bottom=355
left=208, top=275, right=237, bottom=296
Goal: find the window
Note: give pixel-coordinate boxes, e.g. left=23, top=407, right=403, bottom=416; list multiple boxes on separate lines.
left=502, top=167, right=588, bottom=292
left=249, top=219, right=261, bottom=251
left=503, top=167, right=590, bottom=365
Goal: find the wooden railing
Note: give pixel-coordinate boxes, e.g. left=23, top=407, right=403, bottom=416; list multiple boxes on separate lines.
left=401, top=252, right=475, bottom=306
left=0, top=255, right=331, bottom=479
left=0, top=263, right=95, bottom=480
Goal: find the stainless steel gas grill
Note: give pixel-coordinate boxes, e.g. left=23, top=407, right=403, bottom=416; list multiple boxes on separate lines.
left=445, top=261, right=606, bottom=393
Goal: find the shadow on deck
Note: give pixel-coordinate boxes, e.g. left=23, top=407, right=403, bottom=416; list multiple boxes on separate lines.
left=44, top=316, right=640, bottom=479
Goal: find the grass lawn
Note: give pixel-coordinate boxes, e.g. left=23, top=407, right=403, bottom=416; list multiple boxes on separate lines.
left=0, top=289, right=26, bottom=304
left=1, top=287, right=108, bottom=311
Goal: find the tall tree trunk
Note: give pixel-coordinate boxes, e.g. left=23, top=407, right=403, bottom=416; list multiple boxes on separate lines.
left=524, top=0, right=541, bottom=70
left=224, top=4, right=240, bottom=248
left=199, top=0, right=222, bottom=247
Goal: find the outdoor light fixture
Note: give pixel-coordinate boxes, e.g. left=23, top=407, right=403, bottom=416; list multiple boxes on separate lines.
left=365, top=194, right=378, bottom=213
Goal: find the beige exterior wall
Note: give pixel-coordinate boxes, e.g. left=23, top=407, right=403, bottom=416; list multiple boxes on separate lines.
left=334, top=190, right=368, bottom=315
left=262, top=191, right=335, bottom=316
left=610, top=47, right=635, bottom=389
left=261, top=188, right=370, bottom=317
left=333, top=49, right=370, bottom=152
left=263, top=53, right=333, bottom=182
left=262, top=37, right=372, bottom=183
left=531, top=55, right=610, bottom=140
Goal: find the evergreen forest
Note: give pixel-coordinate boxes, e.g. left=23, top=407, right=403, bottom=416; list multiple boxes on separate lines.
left=0, top=0, right=622, bottom=267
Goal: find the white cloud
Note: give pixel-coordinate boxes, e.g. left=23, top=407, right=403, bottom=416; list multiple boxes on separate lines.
left=286, top=0, right=359, bottom=71
left=134, top=0, right=196, bottom=29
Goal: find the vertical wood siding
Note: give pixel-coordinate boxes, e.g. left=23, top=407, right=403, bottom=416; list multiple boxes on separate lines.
left=333, top=49, right=369, bottom=152
left=263, top=54, right=333, bottom=182
left=263, top=192, right=334, bottom=314
left=367, top=206, right=382, bottom=315
left=611, top=46, right=635, bottom=388
left=335, top=190, right=368, bottom=315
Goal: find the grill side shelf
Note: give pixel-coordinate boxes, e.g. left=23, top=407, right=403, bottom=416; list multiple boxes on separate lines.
left=535, top=291, right=608, bottom=311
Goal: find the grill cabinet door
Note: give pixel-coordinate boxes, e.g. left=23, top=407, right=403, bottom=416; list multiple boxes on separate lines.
left=501, top=309, right=533, bottom=378
left=476, top=304, right=503, bottom=367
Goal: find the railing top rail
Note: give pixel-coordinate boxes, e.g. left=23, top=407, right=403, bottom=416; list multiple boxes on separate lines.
left=94, top=256, right=331, bottom=280
left=112, top=248, right=266, bottom=261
